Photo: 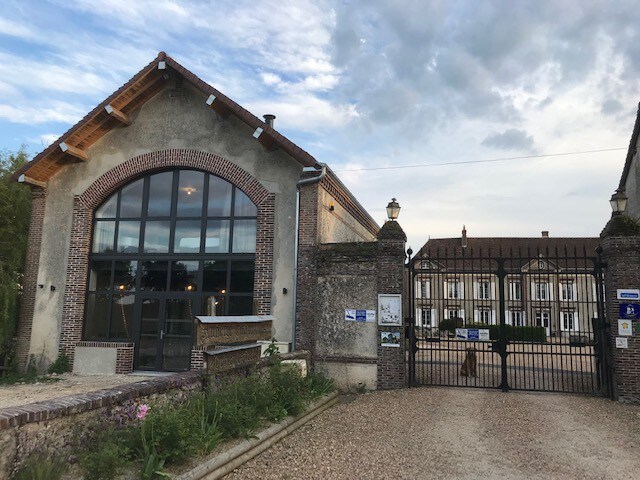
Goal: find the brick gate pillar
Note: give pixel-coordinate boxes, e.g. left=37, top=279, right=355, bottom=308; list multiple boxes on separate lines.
left=601, top=226, right=640, bottom=403
left=376, top=220, right=407, bottom=389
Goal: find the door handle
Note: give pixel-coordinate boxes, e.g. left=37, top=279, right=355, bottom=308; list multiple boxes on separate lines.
left=160, top=330, right=165, bottom=340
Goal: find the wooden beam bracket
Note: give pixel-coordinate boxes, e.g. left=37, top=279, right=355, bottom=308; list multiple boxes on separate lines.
left=59, top=142, right=88, bottom=162
left=105, top=104, right=132, bottom=126
left=18, top=174, right=47, bottom=189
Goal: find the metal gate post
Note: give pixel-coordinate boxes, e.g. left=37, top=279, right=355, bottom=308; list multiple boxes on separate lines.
left=594, top=247, right=614, bottom=399
left=406, top=248, right=417, bottom=386
left=496, top=257, right=510, bottom=392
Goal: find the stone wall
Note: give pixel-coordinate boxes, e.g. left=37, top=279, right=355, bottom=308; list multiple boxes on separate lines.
left=601, top=235, right=640, bottom=403
left=297, top=219, right=407, bottom=391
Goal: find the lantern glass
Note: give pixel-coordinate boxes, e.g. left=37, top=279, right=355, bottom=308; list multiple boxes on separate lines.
left=386, top=198, right=400, bottom=221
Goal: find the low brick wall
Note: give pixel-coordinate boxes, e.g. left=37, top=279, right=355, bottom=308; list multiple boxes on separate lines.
left=0, top=351, right=310, bottom=478
left=0, top=372, right=203, bottom=478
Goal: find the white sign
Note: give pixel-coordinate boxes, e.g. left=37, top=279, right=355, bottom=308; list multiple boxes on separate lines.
left=618, top=319, right=633, bottom=336
left=378, top=294, right=402, bottom=326
left=455, top=328, right=490, bottom=341
left=617, top=289, right=640, bottom=300
left=345, top=309, right=376, bottom=323
left=616, top=337, right=629, bottom=349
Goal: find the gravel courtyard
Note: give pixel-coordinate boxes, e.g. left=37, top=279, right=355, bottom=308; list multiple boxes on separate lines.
left=226, top=387, right=640, bottom=480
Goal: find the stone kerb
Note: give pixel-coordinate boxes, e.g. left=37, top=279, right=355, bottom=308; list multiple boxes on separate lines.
left=376, top=220, right=407, bottom=390
left=601, top=235, right=640, bottom=403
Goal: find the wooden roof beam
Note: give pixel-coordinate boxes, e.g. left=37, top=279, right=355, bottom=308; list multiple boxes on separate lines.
left=205, top=94, right=231, bottom=120
left=105, top=105, right=131, bottom=126
left=18, top=174, right=47, bottom=188
left=59, top=142, right=88, bottom=162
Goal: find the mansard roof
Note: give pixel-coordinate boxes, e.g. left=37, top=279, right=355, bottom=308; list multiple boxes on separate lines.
left=413, top=236, right=601, bottom=273
left=15, top=51, right=319, bottom=184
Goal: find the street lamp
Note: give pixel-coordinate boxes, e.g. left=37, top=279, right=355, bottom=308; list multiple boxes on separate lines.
left=386, top=198, right=401, bottom=221
left=609, top=189, right=628, bottom=215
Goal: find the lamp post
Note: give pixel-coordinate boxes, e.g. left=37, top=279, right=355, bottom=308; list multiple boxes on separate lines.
left=386, top=198, right=400, bottom=221
left=610, top=189, right=628, bottom=215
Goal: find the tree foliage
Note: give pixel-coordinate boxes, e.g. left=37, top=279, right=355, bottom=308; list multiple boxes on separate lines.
left=0, top=148, right=31, bottom=359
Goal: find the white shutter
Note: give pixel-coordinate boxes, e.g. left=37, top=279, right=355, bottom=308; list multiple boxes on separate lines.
left=548, top=282, right=554, bottom=301
left=473, top=281, right=478, bottom=300
left=459, top=281, right=465, bottom=300
left=432, top=309, right=438, bottom=328
left=559, top=312, right=565, bottom=331
left=460, top=309, right=465, bottom=323
left=474, top=309, right=479, bottom=323
left=505, top=310, right=512, bottom=325
left=558, top=283, right=563, bottom=301
left=491, top=282, right=496, bottom=300
left=444, top=280, right=449, bottom=299
left=574, top=311, right=579, bottom=332
left=491, top=310, right=496, bottom=325
left=531, top=282, right=537, bottom=300
left=521, top=311, right=526, bottom=325
left=415, top=280, right=421, bottom=299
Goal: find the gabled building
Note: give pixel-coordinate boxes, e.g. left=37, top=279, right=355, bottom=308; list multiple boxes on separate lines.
left=13, top=52, right=378, bottom=373
left=411, top=228, right=600, bottom=338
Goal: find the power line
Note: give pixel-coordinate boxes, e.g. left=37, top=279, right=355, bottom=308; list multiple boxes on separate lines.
left=333, top=147, right=627, bottom=172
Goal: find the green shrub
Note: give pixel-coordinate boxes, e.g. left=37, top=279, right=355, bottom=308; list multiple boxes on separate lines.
left=438, top=318, right=462, bottom=334
left=268, top=364, right=308, bottom=418
left=305, top=371, right=335, bottom=399
left=48, top=353, right=71, bottom=374
left=12, top=453, right=67, bottom=480
left=79, top=441, right=128, bottom=480
left=143, top=404, right=198, bottom=465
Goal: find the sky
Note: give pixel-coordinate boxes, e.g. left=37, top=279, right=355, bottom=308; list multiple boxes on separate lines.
left=0, top=0, right=638, bottom=251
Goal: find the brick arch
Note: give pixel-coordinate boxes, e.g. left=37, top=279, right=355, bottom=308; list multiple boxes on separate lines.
left=60, top=149, right=275, bottom=363
left=78, top=149, right=271, bottom=209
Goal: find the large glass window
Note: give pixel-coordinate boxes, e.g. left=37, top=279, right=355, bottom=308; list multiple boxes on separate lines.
left=84, top=169, right=258, bottom=342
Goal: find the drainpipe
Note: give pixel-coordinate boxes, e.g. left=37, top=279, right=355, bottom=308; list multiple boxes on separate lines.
left=291, top=163, right=327, bottom=351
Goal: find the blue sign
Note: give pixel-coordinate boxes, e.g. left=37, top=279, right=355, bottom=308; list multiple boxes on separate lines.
left=355, top=310, right=367, bottom=322
left=467, top=329, right=480, bottom=340
left=619, top=303, right=640, bottom=319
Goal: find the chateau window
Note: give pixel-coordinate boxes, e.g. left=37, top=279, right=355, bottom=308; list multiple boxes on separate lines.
left=533, top=282, right=550, bottom=301
left=476, top=280, right=491, bottom=300
left=560, top=282, right=575, bottom=301
left=508, top=310, right=525, bottom=326
left=447, top=280, right=463, bottom=299
left=560, top=311, right=579, bottom=332
left=509, top=281, right=521, bottom=300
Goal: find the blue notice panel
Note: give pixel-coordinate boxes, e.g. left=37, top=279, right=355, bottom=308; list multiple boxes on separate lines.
left=619, top=303, right=640, bottom=319
left=467, top=329, right=479, bottom=340
left=355, top=310, right=367, bottom=322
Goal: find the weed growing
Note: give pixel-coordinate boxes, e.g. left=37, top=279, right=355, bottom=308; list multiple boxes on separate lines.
left=69, top=365, right=333, bottom=478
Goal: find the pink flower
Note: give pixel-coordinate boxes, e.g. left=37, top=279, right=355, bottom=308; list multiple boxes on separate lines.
left=136, top=404, right=149, bottom=420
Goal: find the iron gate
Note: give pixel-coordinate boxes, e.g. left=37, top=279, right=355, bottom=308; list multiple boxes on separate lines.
left=406, top=243, right=613, bottom=395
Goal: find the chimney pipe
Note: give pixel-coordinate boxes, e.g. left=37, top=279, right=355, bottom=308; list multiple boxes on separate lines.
left=263, top=114, right=276, bottom=128
left=542, top=231, right=549, bottom=238
left=462, top=225, right=467, bottom=248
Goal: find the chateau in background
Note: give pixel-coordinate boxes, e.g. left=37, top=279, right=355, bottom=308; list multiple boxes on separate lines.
left=412, top=227, right=600, bottom=338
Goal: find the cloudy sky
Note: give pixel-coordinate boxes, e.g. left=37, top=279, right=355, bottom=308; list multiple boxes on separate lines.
left=0, top=0, right=637, bottom=250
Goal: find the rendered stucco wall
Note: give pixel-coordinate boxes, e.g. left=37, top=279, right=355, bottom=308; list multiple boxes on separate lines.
left=29, top=85, right=302, bottom=365
left=624, top=150, right=640, bottom=218
left=317, top=188, right=376, bottom=243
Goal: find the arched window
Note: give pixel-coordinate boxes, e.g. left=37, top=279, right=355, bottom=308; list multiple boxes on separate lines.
left=84, top=169, right=257, bottom=371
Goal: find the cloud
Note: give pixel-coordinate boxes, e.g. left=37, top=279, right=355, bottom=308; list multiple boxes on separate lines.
left=0, top=102, right=85, bottom=124
left=481, top=129, right=536, bottom=151
left=601, top=99, right=624, bottom=116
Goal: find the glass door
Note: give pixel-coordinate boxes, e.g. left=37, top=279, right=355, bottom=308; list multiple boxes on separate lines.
left=162, top=299, right=194, bottom=371
left=135, top=297, right=194, bottom=371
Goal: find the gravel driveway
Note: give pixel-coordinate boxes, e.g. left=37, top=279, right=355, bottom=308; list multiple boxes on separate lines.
left=225, top=387, right=640, bottom=479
